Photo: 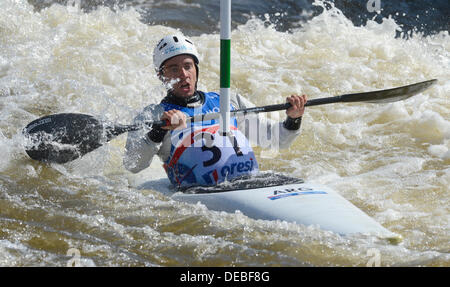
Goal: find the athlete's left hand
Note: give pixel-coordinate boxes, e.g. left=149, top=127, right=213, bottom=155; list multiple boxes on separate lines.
left=286, top=94, right=307, bottom=119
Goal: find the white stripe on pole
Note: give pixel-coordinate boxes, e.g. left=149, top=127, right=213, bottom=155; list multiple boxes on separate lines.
left=220, top=0, right=231, bottom=135
left=220, top=0, right=231, bottom=40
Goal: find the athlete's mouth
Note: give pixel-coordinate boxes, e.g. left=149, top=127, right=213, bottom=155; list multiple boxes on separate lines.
left=180, top=83, right=191, bottom=90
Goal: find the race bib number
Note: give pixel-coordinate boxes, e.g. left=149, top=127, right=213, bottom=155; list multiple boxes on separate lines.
left=164, top=124, right=258, bottom=187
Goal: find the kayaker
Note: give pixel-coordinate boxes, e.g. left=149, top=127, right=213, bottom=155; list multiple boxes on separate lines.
left=123, top=34, right=307, bottom=188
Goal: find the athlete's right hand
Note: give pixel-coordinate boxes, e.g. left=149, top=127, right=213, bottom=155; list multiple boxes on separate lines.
left=161, top=109, right=187, bottom=130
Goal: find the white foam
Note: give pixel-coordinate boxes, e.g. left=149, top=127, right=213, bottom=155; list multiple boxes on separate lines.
left=0, top=0, right=448, bottom=266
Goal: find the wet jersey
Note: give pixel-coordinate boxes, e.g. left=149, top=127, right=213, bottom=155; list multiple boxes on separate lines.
left=161, top=92, right=259, bottom=187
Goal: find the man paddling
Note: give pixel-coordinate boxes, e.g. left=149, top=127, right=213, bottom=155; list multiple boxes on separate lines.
left=123, top=35, right=307, bottom=188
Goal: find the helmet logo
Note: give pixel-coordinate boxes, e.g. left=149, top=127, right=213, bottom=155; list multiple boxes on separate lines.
left=163, top=45, right=189, bottom=56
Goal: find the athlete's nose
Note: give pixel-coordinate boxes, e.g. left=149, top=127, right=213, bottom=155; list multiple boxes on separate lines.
left=179, top=67, right=189, bottom=79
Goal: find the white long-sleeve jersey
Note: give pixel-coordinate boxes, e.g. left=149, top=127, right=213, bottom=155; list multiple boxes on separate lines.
left=123, top=93, right=302, bottom=174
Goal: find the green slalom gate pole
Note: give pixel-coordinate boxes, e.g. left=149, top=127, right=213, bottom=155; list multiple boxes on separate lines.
left=220, top=0, right=231, bottom=135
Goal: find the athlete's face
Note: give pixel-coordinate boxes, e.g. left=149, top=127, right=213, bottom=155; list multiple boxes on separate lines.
left=160, top=55, right=197, bottom=98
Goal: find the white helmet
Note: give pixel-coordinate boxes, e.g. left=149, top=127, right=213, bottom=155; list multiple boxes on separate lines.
left=153, top=35, right=199, bottom=73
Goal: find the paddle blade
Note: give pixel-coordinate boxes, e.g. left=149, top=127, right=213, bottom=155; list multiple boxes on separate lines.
left=23, top=113, right=106, bottom=164
left=341, top=79, right=437, bottom=103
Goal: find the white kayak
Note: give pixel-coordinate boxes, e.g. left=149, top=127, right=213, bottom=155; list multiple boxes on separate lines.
left=137, top=172, right=402, bottom=243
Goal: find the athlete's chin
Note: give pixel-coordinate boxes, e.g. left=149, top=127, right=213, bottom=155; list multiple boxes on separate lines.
left=174, top=88, right=195, bottom=98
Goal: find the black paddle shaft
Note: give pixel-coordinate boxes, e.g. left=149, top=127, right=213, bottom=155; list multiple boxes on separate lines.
left=23, top=79, right=436, bottom=164
left=247, top=79, right=437, bottom=112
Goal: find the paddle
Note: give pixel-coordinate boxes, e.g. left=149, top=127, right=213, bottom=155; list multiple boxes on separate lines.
left=23, top=79, right=437, bottom=164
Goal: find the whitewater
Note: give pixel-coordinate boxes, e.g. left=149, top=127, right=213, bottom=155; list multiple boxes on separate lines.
left=0, top=0, right=448, bottom=266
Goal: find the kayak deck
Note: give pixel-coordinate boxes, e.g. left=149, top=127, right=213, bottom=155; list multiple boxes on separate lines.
left=141, top=172, right=402, bottom=243
left=179, top=173, right=305, bottom=193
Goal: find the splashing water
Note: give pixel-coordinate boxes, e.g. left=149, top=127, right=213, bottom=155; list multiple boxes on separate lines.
left=0, top=0, right=448, bottom=266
